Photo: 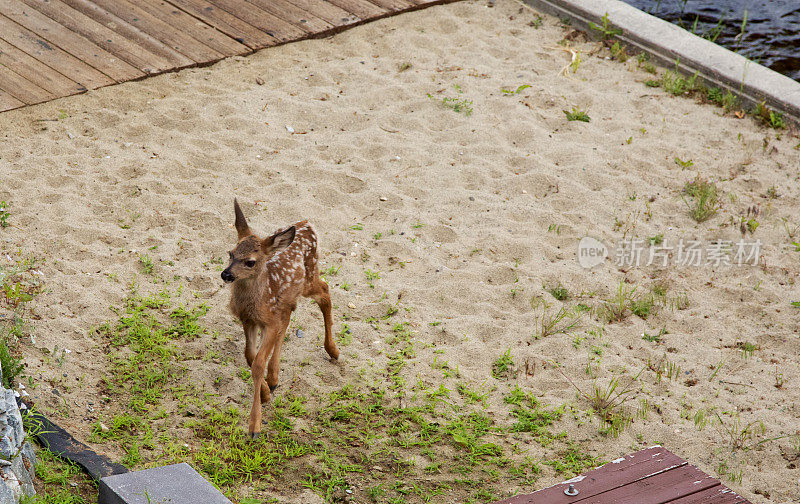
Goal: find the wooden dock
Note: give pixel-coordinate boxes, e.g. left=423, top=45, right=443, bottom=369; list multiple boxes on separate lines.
left=496, top=446, right=753, bottom=504
left=0, top=0, right=453, bottom=112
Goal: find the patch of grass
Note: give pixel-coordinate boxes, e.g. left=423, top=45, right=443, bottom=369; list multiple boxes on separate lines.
left=563, top=106, right=590, bottom=122
left=546, top=283, right=569, bottom=301
left=642, top=327, right=667, bottom=343
left=428, top=84, right=473, bottom=116
left=661, top=69, right=698, bottom=96
left=682, top=176, right=719, bottom=223
left=544, top=444, right=599, bottom=476
left=562, top=368, right=643, bottom=438
left=534, top=304, right=581, bottom=339
left=21, top=448, right=95, bottom=503
left=588, top=12, right=622, bottom=39
left=137, top=254, right=154, bottom=275
left=491, top=348, right=515, bottom=380
left=706, top=87, right=739, bottom=112
left=501, top=84, right=531, bottom=95
left=754, top=101, right=784, bottom=129
left=600, top=282, right=635, bottom=323
left=0, top=201, right=10, bottom=227
left=609, top=41, right=628, bottom=62
left=736, top=341, right=758, bottom=359
left=0, top=338, right=24, bottom=389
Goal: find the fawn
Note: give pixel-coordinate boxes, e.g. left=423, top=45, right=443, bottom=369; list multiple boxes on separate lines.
left=221, top=199, right=339, bottom=438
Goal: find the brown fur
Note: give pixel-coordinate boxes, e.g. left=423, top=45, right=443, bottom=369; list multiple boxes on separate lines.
left=222, top=199, right=339, bottom=437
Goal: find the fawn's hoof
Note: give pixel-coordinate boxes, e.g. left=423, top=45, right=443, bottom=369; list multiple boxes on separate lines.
left=248, top=431, right=261, bottom=441
left=269, top=383, right=278, bottom=393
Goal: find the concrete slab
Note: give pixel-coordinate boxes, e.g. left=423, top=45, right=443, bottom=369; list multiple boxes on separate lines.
left=521, top=0, right=800, bottom=126
left=98, top=463, right=232, bottom=504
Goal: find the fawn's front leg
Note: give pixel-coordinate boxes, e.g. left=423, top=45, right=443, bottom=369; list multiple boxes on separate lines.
left=248, top=314, right=290, bottom=438
left=243, top=322, right=271, bottom=403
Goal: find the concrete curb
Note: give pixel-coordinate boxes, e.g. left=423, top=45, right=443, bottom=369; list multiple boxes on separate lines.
left=520, top=0, right=800, bottom=127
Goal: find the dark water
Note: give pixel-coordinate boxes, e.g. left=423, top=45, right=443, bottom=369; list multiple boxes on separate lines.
left=620, top=0, right=800, bottom=82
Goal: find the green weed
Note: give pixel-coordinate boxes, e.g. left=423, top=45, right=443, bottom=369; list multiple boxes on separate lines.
left=682, top=176, right=719, bottom=222
left=589, top=12, right=622, bottom=39
left=563, top=106, right=590, bottom=122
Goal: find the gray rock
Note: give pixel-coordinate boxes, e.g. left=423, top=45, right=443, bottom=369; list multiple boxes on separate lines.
left=99, top=463, right=232, bottom=504
left=0, top=482, right=15, bottom=504
left=0, top=362, right=37, bottom=503
left=11, top=453, right=34, bottom=497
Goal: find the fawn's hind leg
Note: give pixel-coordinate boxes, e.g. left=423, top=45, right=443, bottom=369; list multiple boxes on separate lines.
left=304, top=277, right=339, bottom=360
left=244, top=322, right=271, bottom=403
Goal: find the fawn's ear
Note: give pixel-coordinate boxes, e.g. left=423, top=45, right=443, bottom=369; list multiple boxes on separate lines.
left=233, top=199, right=252, bottom=240
left=262, top=226, right=296, bottom=255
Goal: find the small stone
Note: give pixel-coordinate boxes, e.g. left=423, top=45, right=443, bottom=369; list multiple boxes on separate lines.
left=255, top=77, right=264, bottom=85
left=379, top=196, right=387, bottom=201
left=348, top=303, right=356, bottom=309
left=296, top=329, right=304, bottom=338
left=100, top=423, right=110, bottom=433
left=469, top=196, right=475, bottom=201
left=286, top=125, right=295, bottom=133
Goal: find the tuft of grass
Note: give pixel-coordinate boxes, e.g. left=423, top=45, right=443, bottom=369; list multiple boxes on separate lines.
left=736, top=341, right=758, bottom=359
left=491, top=348, right=515, bottom=380
left=138, top=254, right=154, bottom=275
left=600, top=282, right=634, bottom=323
left=563, top=106, right=590, bottom=122
left=546, top=283, right=569, bottom=301
left=661, top=69, right=698, bottom=96
left=588, top=12, right=622, bottom=39
left=682, top=176, right=719, bottom=223
left=501, top=84, right=531, bottom=95
left=0, top=338, right=24, bottom=389
left=706, top=87, right=739, bottom=112
left=428, top=84, right=473, bottom=116
left=534, top=303, right=581, bottom=339
left=0, top=201, right=10, bottom=228
left=609, top=41, right=628, bottom=62
left=754, top=101, right=785, bottom=129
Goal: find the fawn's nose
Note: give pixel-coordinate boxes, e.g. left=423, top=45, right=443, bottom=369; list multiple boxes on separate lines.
left=221, top=269, right=235, bottom=283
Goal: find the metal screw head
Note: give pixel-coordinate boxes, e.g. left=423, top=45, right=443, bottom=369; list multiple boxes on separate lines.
left=564, top=484, right=579, bottom=496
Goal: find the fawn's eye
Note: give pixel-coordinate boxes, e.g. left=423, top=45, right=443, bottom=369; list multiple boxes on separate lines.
left=244, top=260, right=256, bottom=268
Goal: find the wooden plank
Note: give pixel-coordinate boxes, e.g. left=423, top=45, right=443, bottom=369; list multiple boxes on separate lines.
left=366, top=0, right=415, bottom=12
left=0, top=14, right=113, bottom=89
left=667, top=486, right=751, bottom=504
left=0, top=65, right=53, bottom=104
left=57, top=0, right=195, bottom=67
left=245, top=0, right=333, bottom=33
left=497, top=447, right=688, bottom=504
left=325, top=0, right=386, bottom=20
left=576, top=466, right=720, bottom=503
left=0, top=37, right=84, bottom=96
left=0, top=88, right=25, bottom=111
left=63, top=0, right=225, bottom=65
left=283, top=0, right=359, bottom=27
left=108, top=0, right=248, bottom=58
left=202, top=0, right=307, bottom=41
left=0, top=0, right=143, bottom=82
left=19, top=0, right=174, bottom=74
left=162, top=0, right=278, bottom=49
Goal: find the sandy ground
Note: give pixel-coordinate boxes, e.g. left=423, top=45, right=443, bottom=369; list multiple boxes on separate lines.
left=1, top=0, right=799, bottom=502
